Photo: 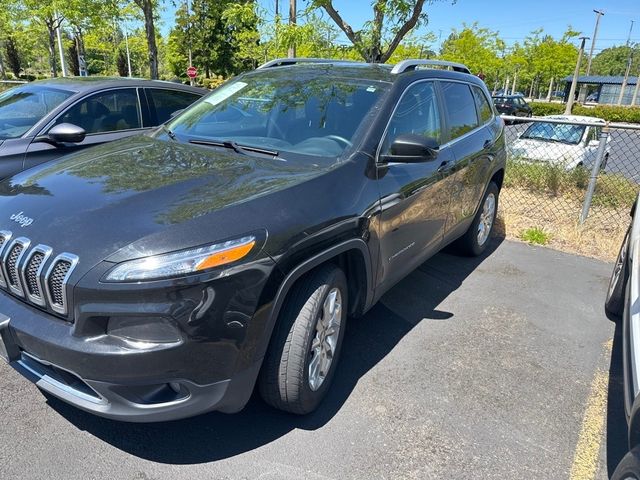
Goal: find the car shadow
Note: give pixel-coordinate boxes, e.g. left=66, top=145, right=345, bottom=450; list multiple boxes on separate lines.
left=46, top=228, right=506, bottom=465
left=606, top=317, right=629, bottom=477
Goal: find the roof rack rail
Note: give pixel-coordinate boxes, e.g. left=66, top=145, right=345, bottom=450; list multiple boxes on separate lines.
left=391, top=59, right=471, bottom=75
left=257, top=58, right=362, bottom=69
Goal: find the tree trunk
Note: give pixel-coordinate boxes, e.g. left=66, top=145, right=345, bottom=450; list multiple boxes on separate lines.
left=546, top=77, right=554, bottom=102
left=47, top=26, right=58, bottom=77
left=0, top=44, right=7, bottom=80
left=136, top=0, right=159, bottom=79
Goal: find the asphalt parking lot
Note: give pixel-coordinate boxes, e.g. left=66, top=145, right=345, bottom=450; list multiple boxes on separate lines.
left=0, top=235, right=624, bottom=479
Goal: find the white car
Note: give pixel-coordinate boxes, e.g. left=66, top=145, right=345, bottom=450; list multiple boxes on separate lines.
left=509, top=115, right=610, bottom=170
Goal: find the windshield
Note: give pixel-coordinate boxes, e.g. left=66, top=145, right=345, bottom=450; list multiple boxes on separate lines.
left=167, top=73, right=389, bottom=160
left=520, top=121, right=586, bottom=144
left=0, top=86, right=73, bottom=139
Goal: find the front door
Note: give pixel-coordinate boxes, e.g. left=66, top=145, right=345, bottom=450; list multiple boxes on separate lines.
left=24, top=88, right=147, bottom=169
left=375, top=81, right=455, bottom=293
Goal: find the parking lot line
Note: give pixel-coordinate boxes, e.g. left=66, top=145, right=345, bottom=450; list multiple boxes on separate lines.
left=569, top=340, right=612, bottom=480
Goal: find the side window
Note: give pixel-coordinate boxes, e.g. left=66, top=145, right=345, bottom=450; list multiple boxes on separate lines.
left=147, top=88, right=202, bottom=125
left=380, top=82, right=441, bottom=155
left=441, top=82, right=479, bottom=140
left=54, top=88, right=141, bottom=134
left=471, top=85, right=493, bottom=124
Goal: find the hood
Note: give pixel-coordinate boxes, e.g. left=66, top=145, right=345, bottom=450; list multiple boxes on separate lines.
left=0, top=135, right=321, bottom=271
left=509, top=138, right=583, bottom=168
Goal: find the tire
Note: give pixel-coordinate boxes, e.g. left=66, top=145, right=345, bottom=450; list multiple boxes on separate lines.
left=259, top=264, right=348, bottom=414
left=612, top=447, right=640, bottom=480
left=606, top=225, right=630, bottom=319
left=454, top=182, right=499, bottom=257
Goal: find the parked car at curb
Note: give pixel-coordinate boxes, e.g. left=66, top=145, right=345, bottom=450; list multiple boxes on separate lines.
left=0, top=77, right=205, bottom=179
left=0, top=58, right=506, bottom=422
left=606, top=195, right=640, bottom=479
left=492, top=94, right=532, bottom=119
left=508, top=115, right=610, bottom=170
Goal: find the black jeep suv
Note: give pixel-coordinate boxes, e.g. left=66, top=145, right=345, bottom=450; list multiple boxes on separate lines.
left=0, top=58, right=505, bottom=422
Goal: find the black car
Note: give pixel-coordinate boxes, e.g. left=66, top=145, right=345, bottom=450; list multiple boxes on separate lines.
left=0, top=77, right=204, bottom=179
left=492, top=94, right=532, bottom=118
left=0, top=58, right=506, bottom=422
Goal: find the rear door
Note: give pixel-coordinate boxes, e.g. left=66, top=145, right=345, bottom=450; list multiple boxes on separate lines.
left=440, top=81, right=495, bottom=232
left=24, top=88, right=146, bottom=170
left=144, top=88, right=203, bottom=126
left=375, top=80, right=456, bottom=292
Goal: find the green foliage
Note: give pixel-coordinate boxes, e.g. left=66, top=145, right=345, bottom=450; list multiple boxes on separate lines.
left=529, top=102, right=566, bottom=116
left=5, top=36, right=21, bottom=77
left=591, top=45, right=640, bottom=76
left=529, top=102, right=640, bottom=124
left=520, top=227, right=550, bottom=245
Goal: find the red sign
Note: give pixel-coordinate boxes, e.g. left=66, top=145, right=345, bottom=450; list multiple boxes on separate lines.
left=187, top=66, right=197, bottom=79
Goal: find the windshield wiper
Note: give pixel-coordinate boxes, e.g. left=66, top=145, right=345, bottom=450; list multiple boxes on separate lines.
left=189, top=139, right=279, bottom=157
left=161, top=124, right=177, bottom=141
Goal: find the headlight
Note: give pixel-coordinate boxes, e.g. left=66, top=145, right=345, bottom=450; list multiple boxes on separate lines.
left=104, top=236, right=256, bottom=282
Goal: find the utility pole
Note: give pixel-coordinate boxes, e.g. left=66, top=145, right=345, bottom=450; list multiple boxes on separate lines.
left=618, top=20, right=635, bottom=105
left=565, top=36, right=589, bottom=115
left=631, top=70, right=640, bottom=106
left=579, top=9, right=604, bottom=101
left=55, top=11, right=67, bottom=77
left=123, top=26, right=132, bottom=77
left=275, top=0, right=279, bottom=17
left=627, top=20, right=635, bottom=46
left=288, top=0, right=296, bottom=58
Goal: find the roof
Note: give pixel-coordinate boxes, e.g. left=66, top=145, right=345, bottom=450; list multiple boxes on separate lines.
left=561, top=75, right=638, bottom=85
left=546, top=114, right=606, bottom=123
left=21, top=76, right=205, bottom=94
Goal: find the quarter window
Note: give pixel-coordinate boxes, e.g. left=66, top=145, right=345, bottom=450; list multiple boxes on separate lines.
left=54, top=88, right=141, bottom=134
left=380, top=82, right=441, bottom=155
left=441, top=82, right=479, bottom=140
left=471, top=85, right=493, bottom=124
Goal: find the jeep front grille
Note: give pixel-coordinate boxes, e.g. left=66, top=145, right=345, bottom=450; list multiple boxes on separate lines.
left=0, top=231, right=78, bottom=318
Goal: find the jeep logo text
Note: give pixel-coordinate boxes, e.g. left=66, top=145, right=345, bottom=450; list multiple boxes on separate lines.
left=10, top=211, right=34, bottom=228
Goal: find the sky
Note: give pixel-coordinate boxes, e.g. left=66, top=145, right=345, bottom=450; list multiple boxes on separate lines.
left=160, top=0, right=639, bottom=53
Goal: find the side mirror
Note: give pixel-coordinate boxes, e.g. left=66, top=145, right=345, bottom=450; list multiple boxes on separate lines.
left=382, top=134, right=439, bottom=163
left=43, top=123, right=87, bottom=144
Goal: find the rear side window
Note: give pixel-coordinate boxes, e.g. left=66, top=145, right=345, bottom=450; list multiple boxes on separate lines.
left=441, top=82, right=478, bottom=140
left=471, top=86, right=493, bottom=124
left=55, top=88, right=141, bottom=134
left=147, top=88, right=201, bottom=125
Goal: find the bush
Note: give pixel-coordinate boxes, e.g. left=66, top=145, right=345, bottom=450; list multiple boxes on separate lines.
left=529, top=101, right=640, bottom=124
left=530, top=102, right=565, bottom=116
left=200, top=76, right=225, bottom=90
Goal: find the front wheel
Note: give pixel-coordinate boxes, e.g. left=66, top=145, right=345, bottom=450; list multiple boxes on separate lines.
left=606, top=225, right=630, bottom=319
left=612, top=447, right=640, bottom=480
left=259, top=264, right=348, bottom=414
left=454, top=182, right=499, bottom=256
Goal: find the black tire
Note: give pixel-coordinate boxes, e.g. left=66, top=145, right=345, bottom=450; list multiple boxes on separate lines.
left=612, top=447, right=640, bottom=480
left=606, top=225, right=630, bottom=319
left=259, top=264, right=348, bottom=414
left=454, top=181, right=500, bottom=257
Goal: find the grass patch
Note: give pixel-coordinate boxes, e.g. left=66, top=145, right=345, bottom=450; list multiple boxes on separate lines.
left=505, top=159, right=638, bottom=211
left=520, top=227, right=551, bottom=245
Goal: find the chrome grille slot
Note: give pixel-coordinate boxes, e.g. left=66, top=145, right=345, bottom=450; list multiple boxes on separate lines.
left=0, top=230, right=12, bottom=288
left=21, top=245, right=53, bottom=307
left=45, top=253, right=79, bottom=316
left=2, top=237, right=30, bottom=297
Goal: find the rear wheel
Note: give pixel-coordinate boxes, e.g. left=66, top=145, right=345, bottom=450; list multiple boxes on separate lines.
left=606, top=225, right=630, bottom=319
left=259, top=264, right=347, bottom=414
left=454, top=182, right=499, bottom=257
left=612, top=447, right=640, bottom=480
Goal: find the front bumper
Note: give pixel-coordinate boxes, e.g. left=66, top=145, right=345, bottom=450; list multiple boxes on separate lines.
left=0, top=257, right=276, bottom=422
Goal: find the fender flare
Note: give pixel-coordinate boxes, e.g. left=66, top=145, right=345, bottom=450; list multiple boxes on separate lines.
left=254, top=238, right=373, bottom=362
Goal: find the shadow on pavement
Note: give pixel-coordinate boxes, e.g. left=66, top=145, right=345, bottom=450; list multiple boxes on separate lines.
left=607, top=318, right=628, bottom=477
left=47, top=230, right=505, bottom=465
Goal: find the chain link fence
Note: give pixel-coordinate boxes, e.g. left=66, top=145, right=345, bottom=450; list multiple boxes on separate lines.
left=499, top=115, right=640, bottom=259
left=501, top=116, right=640, bottom=226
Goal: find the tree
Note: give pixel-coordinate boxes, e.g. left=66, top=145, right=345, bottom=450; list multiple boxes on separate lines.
left=5, top=36, right=21, bottom=78
left=591, top=45, right=640, bottom=76
left=310, top=0, right=451, bottom=63
left=132, top=0, right=159, bottom=79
